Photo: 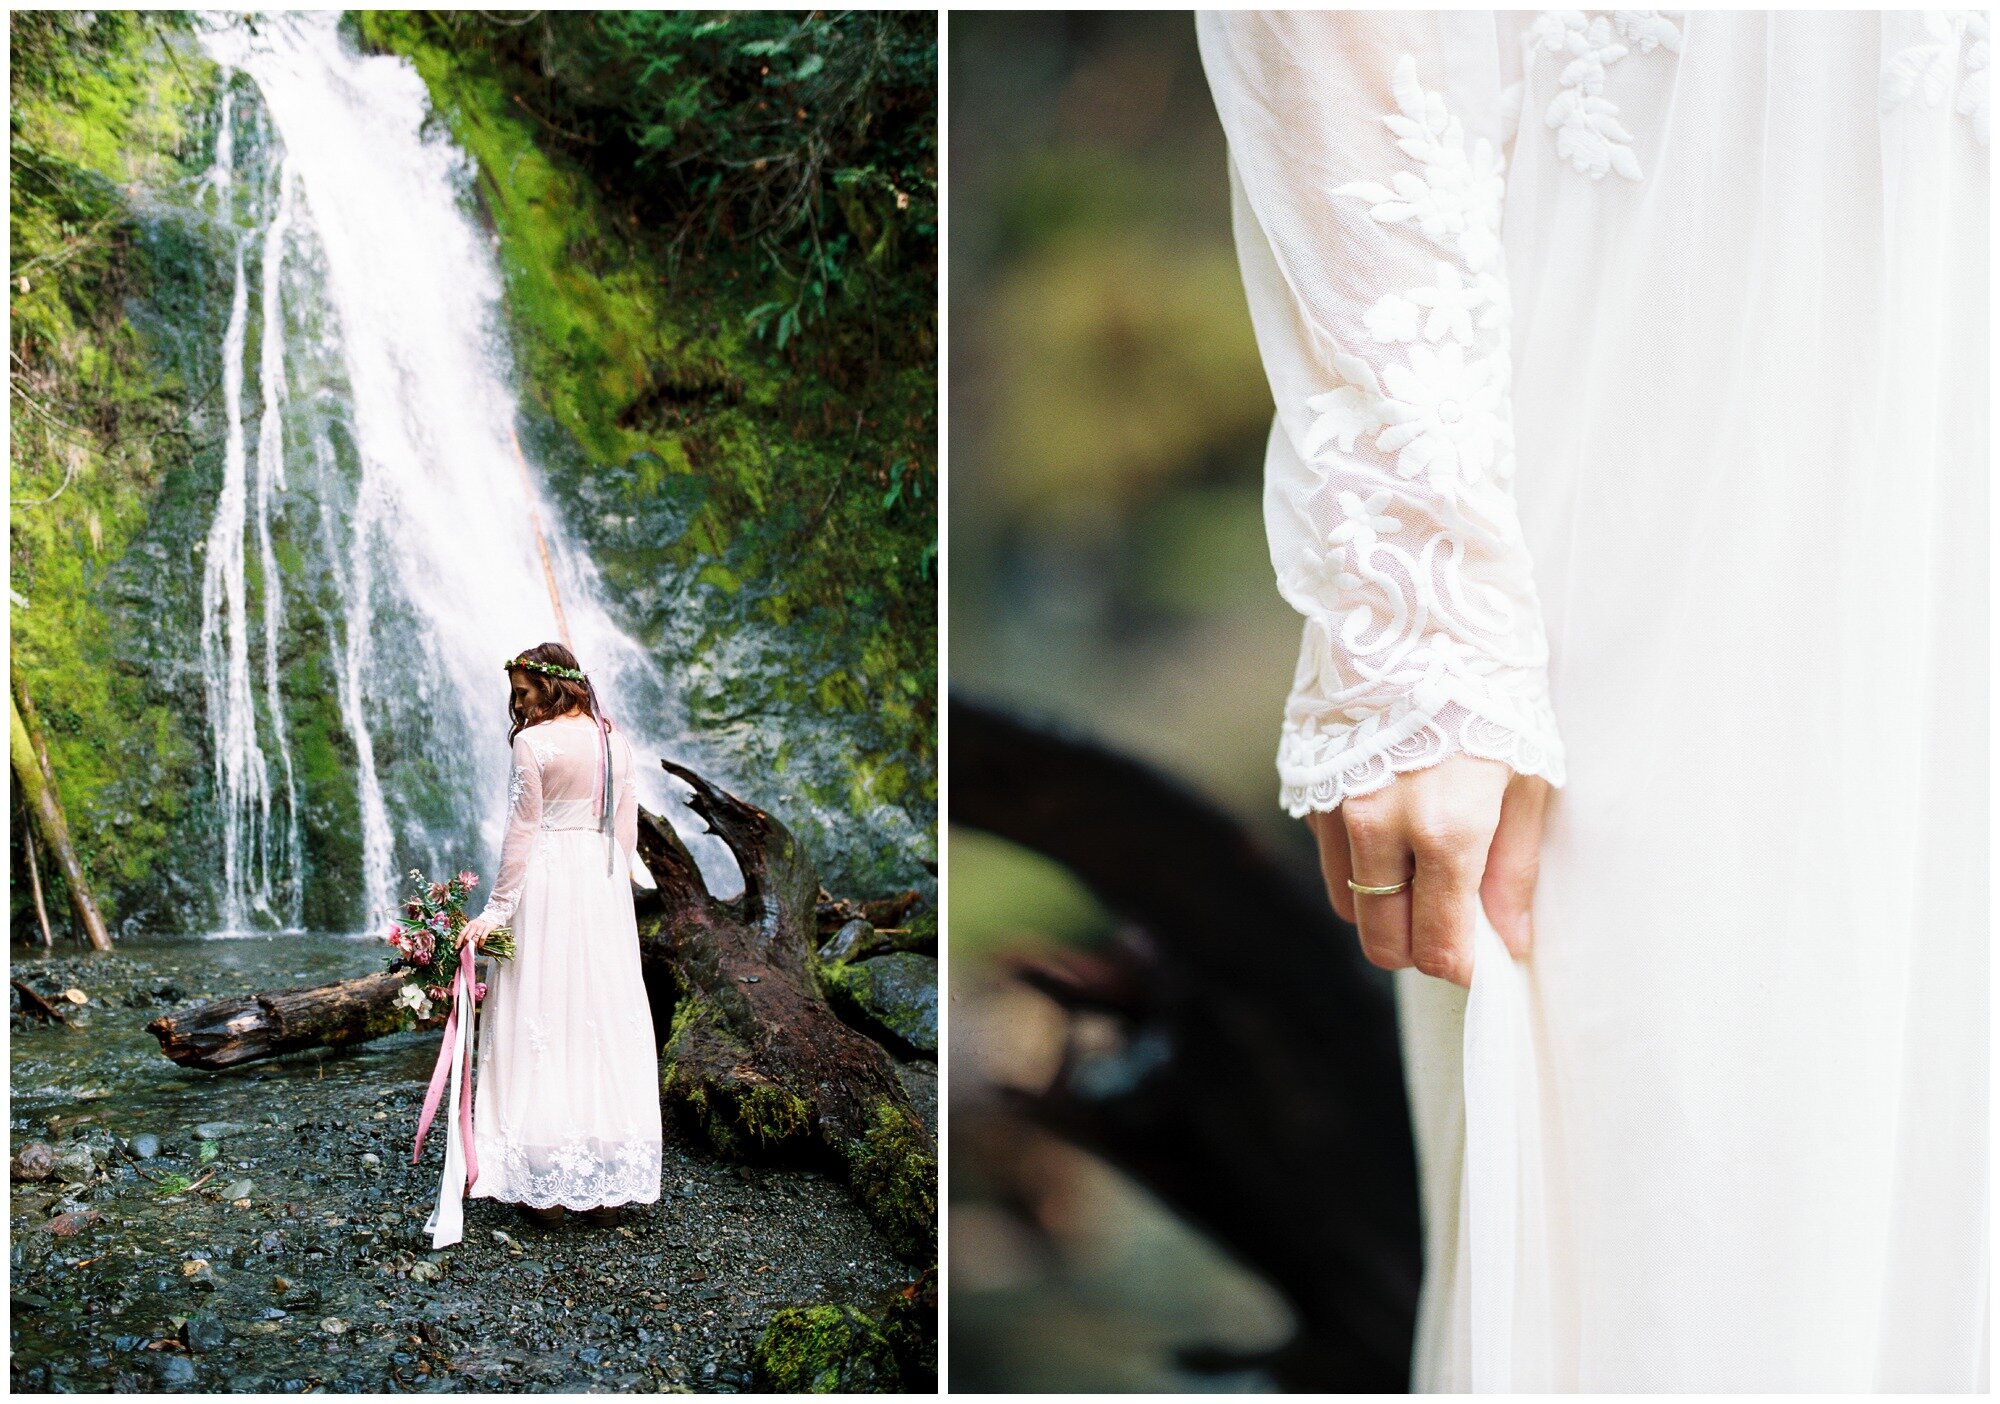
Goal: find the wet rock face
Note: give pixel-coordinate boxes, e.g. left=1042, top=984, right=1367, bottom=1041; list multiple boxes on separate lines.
left=819, top=953, right=939, bottom=1060
left=752, top=1303, right=900, bottom=1392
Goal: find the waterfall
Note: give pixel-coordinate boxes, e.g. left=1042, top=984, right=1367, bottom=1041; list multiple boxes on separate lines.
left=255, top=162, right=306, bottom=923
left=190, top=12, right=737, bottom=932
left=197, top=82, right=302, bottom=933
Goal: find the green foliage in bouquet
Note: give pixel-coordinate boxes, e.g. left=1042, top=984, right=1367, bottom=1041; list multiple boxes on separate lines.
left=383, top=868, right=514, bottom=1021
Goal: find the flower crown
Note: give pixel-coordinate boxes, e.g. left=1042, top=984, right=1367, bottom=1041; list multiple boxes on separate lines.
left=504, top=655, right=586, bottom=682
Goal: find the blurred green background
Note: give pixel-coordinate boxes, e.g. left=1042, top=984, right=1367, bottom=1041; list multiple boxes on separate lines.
left=948, top=11, right=1315, bottom=1392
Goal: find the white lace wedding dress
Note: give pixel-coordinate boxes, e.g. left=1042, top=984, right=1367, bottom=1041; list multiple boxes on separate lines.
left=466, top=713, right=663, bottom=1211
left=1199, top=9, right=1987, bottom=1391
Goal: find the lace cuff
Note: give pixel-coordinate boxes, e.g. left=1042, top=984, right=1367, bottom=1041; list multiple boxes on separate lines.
left=1276, top=617, right=1565, bottom=818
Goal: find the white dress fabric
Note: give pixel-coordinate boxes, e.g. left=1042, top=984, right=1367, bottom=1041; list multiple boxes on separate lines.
left=468, top=713, right=664, bottom=1211
left=1199, top=9, right=1988, bottom=1391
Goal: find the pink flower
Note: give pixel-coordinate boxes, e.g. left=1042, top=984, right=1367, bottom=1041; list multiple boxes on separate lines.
left=386, top=922, right=403, bottom=944
left=458, top=870, right=479, bottom=889
left=429, top=913, right=450, bottom=935
left=427, top=882, right=447, bottom=902
left=474, top=982, right=488, bottom=1001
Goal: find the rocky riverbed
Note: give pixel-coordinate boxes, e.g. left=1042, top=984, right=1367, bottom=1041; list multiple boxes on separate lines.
left=10, top=936, right=937, bottom=1393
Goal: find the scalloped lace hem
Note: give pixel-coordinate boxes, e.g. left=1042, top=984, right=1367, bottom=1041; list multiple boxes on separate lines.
left=1278, top=706, right=1565, bottom=818
left=467, top=1138, right=663, bottom=1211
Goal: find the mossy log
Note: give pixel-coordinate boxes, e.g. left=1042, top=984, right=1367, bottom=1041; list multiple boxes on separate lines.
left=10, top=688, right=112, bottom=950
left=639, top=757, right=936, bottom=1264
left=951, top=695, right=1420, bottom=1392
left=144, top=970, right=414, bottom=1069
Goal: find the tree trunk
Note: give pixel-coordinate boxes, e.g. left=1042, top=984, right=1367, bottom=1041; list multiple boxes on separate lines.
left=950, top=696, right=1421, bottom=1392
left=20, top=803, right=55, bottom=948
left=144, top=970, right=414, bottom=1069
left=639, top=758, right=936, bottom=1265
left=10, top=688, right=111, bottom=950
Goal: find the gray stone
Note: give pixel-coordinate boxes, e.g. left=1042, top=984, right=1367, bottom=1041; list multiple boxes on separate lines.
left=180, top=1315, right=226, bottom=1352
left=151, top=1354, right=197, bottom=1386
left=53, top=1144, right=98, bottom=1182
left=818, top=918, right=875, bottom=963
left=131, top=1134, right=161, bottom=1161
left=821, top=952, right=938, bottom=1057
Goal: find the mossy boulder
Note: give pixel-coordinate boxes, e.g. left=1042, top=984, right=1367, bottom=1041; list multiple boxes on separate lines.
left=819, top=952, right=938, bottom=1059
left=751, top=1304, right=899, bottom=1393
left=840, top=1099, right=937, bottom=1264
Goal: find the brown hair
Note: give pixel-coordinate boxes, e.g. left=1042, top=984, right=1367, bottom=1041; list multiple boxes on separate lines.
left=504, top=641, right=597, bottom=745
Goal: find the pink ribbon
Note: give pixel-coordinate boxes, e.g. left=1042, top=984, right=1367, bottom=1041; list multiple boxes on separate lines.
left=411, top=939, right=479, bottom=1189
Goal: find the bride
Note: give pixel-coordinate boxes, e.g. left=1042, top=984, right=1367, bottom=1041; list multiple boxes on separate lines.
left=1198, top=9, right=1986, bottom=1391
left=456, top=642, right=663, bottom=1228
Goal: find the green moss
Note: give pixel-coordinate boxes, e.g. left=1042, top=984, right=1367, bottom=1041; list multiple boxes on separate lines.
left=752, top=1304, right=900, bottom=1394
left=842, top=1099, right=937, bottom=1264
left=9, top=13, right=219, bottom=934
left=819, top=952, right=937, bottom=1059
left=659, top=992, right=811, bottom=1159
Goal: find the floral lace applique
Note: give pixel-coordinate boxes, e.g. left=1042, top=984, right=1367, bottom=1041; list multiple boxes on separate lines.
left=1281, top=52, right=1564, bottom=817
left=522, top=730, right=561, bottom=767
left=506, top=763, right=529, bottom=813
left=1522, top=10, right=1683, bottom=181
left=1883, top=10, right=1990, bottom=145
left=495, top=1136, right=661, bottom=1211
left=526, top=1017, right=550, bottom=1065
left=1322, top=57, right=1516, bottom=497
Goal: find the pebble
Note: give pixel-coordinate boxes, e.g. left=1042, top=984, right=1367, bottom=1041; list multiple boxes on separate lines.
left=360, top=1153, right=380, bottom=1168
left=221, top=1179, right=255, bottom=1201
left=131, top=1134, right=161, bottom=1161
left=12, top=1142, right=56, bottom=1181
left=181, top=1316, right=226, bottom=1352
left=152, top=1354, right=197, bottom=1386
left=319, top=1317, right=348, bottom=1335
left=45, top=1209, right=103, bottom=1237
left=193, top=1122, right=251, bottom=1142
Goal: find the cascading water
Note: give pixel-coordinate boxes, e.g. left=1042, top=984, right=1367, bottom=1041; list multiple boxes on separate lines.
left=189, top=11, right=736, bottom=933
left=198, top=86, right=304, bottom=933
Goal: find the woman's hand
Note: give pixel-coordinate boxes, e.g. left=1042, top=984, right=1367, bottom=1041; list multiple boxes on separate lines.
left=458, top=915, right=497, bottom=951
left=1304, top=755, right=1551, bottom=988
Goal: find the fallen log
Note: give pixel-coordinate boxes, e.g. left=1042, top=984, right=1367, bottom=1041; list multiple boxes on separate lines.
left=816, top=888, right=921, bottom=939
left=12, top=978, right=66, bottom=1025
left=951, top=695, right=1420, bottom=1392
left=640, top=758, right=936, bottom=1264
left=145, top=970, right=413, bottom=1069
left=11, top=687, right=112, bottom=951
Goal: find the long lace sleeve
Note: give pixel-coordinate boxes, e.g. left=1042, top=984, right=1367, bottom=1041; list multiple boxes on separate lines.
left=614, top=731, right=637, bottom=871
left=479, top=731, right=542, bottom=925
left=1196, top=10, right=1565, bottom=817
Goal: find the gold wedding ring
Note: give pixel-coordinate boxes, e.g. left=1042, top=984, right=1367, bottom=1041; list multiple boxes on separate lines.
left=1346, top=875, right=1412, bottom=896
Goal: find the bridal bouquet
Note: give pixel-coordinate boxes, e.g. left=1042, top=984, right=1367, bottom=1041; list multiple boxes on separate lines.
left=383, top=868, right=514, bottom=1019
